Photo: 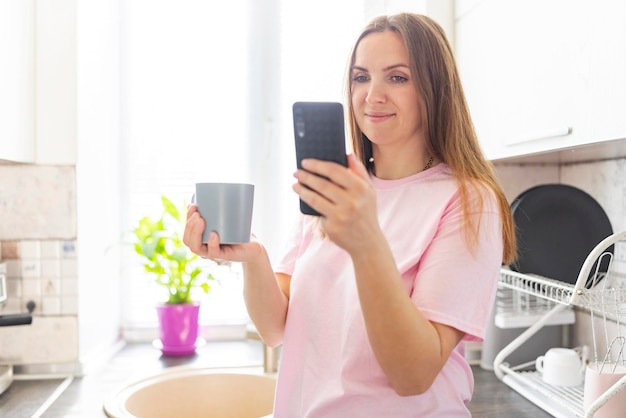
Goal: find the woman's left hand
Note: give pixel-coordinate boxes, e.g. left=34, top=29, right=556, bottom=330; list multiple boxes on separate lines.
left=293, top=154, right=382, bottom=253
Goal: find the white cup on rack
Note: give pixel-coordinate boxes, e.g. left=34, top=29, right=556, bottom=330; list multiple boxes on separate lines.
left=535, top=347, right=585, bottom=387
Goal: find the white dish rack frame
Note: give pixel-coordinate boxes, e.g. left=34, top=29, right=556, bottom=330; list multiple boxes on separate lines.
left=493, top=230, right=626, bottom=418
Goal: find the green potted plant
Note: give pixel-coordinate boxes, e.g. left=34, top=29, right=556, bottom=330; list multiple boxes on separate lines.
left=131, top=195, right=215, bottom=356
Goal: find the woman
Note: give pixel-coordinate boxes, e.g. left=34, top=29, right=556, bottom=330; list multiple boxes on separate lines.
left=184, top=12, right=516, bottom=417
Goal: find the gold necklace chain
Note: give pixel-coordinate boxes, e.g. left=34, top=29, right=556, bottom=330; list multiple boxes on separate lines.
left=368, top=155, right=435, bottom=172
left=423, top=156, right=434, bottom=171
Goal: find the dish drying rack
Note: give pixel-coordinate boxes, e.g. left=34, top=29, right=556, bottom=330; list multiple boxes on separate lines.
left=493, top=230, right=626, bottom=418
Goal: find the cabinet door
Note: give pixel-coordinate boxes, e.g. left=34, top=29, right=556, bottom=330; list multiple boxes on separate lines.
left=0, top=0, right=35, bottom=163
left=35, top=0, right=77, bottom=165
left=456, top=0, right=587, bottom=160
left=587, top=0, right=626, bottom=143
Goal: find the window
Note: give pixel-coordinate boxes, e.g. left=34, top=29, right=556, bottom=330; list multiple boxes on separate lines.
left=120, top=0, right=251, bottom=334
left=120, top=0, right=426, bottom=338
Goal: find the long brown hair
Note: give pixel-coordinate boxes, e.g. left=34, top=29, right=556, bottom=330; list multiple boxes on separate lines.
left=344, top=13, right=516, bottom=264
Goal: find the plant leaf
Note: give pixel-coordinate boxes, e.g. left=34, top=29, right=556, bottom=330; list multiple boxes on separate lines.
left=162, top=195, right=181, bottom=222
left=128, top=195, right=217, bottom=304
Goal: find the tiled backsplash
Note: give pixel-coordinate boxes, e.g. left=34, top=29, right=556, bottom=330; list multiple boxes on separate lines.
left=0, top=165, right=79, bottom=367
left=0, top=239, right=78, bottom=316
left=0, top=165, right=76, bottom=239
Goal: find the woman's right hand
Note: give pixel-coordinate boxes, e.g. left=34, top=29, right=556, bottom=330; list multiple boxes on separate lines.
left=183, top=204, right=264, bottom=263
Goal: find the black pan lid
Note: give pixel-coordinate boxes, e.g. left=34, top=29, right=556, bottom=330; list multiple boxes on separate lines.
left=509, top=184, right=613, bottom=287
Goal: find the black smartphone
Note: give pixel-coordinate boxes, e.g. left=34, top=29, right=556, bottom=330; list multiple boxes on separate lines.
left=293, top=101, right=348, bottom=216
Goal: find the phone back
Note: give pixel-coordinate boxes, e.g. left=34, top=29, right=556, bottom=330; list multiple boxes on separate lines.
left=292, top=101, right=348, bottom=216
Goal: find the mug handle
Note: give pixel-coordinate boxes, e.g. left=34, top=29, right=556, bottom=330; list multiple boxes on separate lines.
left=574, top=345, right=589, bottom=373
left=535, top=356, right=545, bottom=373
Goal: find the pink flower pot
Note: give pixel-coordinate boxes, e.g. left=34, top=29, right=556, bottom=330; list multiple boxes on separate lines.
left=156, top=303, right=200, bottom=357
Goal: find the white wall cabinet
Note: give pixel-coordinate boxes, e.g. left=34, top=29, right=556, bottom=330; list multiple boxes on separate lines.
left=456, top=0, right=626, bottom=161
left=35, top=0, right=77, bottom=165
left=0, top=0, right=77, bottom=165
left=586, top=1, right=626, bottom=144
left=0, top=0, right=35, bottom=163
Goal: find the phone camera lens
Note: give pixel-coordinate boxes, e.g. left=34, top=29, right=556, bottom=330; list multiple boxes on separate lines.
left=295, top=116, right=305, bottom=138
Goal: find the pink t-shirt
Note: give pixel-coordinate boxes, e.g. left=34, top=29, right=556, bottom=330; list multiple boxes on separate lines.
left=273, top=163, right=503, bottom=417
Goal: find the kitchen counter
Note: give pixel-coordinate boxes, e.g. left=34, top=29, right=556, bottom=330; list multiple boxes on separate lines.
left=469, top=367, right=551, bottom=417
left=0, top=377, right=67, bottom=417
left=0, top=341, right=551, bottom=417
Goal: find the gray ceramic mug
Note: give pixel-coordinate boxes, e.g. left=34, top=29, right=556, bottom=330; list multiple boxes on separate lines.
left=194, top=182, right=254, bottom=244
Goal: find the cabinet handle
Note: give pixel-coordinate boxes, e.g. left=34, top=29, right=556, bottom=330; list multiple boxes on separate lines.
left=505, top=126, right=572, bottom=146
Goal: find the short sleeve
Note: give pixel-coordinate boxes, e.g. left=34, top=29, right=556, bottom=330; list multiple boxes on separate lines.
left=411, top=187, right=503, bottom=342
left=275, top=214, right=316, bottom=276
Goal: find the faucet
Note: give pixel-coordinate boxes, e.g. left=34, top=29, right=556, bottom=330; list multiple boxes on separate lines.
left=246, top=323, right=280, bottom=374
left=0, top=270, right=35, bottom=327
left=0, top=262, right=35, bottom=395
left=0, top=264, right=34, bottom=326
